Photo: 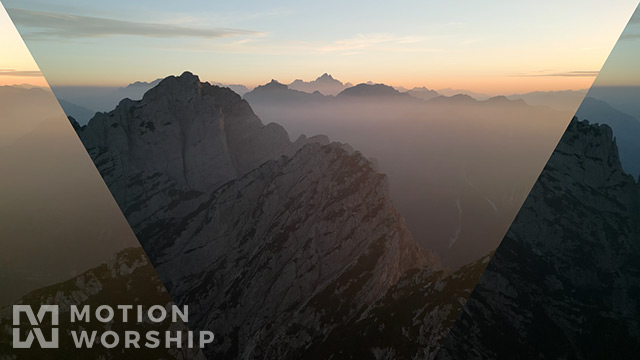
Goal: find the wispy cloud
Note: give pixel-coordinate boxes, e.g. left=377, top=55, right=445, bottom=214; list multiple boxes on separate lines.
left=509, top=70, right=599, bottom=78
left=621, top=33, right=640, bottom=41
left=0, top=69, right=42, bottom=77
left=317, top=34, right=428, bottom=53
left=7, top=8, right=263, bottom=40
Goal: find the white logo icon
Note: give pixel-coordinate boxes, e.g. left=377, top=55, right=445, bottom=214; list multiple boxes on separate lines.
left=12, top=305, right=59, bottom=349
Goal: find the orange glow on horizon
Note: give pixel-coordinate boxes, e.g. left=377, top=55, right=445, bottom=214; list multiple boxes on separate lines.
left=0, top=75, right=48, bottom=87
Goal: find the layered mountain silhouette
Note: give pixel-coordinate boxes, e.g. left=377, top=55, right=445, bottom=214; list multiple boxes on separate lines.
left=243, top=78, right=571, bottom=268
left=435, top=88, right=490, bottom=100
left=406, top=86, right=440, bottom=101
left=437, top=118, right=640, bottom=359
left=57, top=99, right=96, bottom=124
left=507, top=89, right=587, bottom=111
left=213, top=83, right=250, bottom=96
left=288, top=73, right=352, bottom=96
left=71, top=72, right=489, bottom=359
left=244, top=79, right=329, bottom=104
left=337, top=83, right=414, bottom=99
left=587, top=86, right=640, bottom=121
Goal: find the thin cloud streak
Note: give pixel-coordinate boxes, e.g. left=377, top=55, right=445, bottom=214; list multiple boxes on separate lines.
left=509, top=71, right=600, bottom=78
left=317, top=34, right=427, bottom=52
left=0, top=69, right=42, bottom=77
left=7, top=8, right=263, bottom=40
left=621, top=33, right=640, bottom=40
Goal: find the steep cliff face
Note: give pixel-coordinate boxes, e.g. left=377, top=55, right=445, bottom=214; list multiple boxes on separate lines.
left=437, top=119, right=640, bottom=359
left=160, top=142, right=433, bottom=358
left=77, top=71, right=298, bottom=197
left=74, top=72, right=441, bottom=358
left=0, top=248, right=204, bottom=360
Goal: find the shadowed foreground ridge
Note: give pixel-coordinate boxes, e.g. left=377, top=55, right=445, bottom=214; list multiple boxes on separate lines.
left=437, top=118, right=640, bottom=359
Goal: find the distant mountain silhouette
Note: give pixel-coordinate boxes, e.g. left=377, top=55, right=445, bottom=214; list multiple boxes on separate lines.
left=58, top=99, right=96, bottom=125
left=484, top=95, right=527, bottom=107
left=507, top=89, right=587, bottom=111
left=288, top=73, right=352, bottom=96
left=53, top=80, right=164, bottom=112
left=244, top=80, right=329, bottom=104
left=213, top=82, right=250, bottom=96
left=425, top=94, right=527, bottom=108
left=337, top=83, right=412, bottom=98
left=436, top=88, right=491, bottom=100
left=427, top=93, right=478, bottom=105
left=243, top=76, right=567, bottom=269
left=575, top=97, right=640, bottom=177
left=587, top=86, right=640, bottom=121
left=121, top=78, right=162, bottom=89
left=52, top=78, right=250, bottom=113
left=407, top=86, right=440, bottom=101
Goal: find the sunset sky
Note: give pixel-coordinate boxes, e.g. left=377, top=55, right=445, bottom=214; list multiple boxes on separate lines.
left=1, top=0, right=639, bottom=94
left=0, top=5, right=46, bottom=87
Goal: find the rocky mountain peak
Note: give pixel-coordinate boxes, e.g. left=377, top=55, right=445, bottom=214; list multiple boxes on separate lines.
left=77, top=72, right=300, bottom=197
left=140, top=71, right=202, bottom=102
left=73, top=72, right=442, bottom=358
left=317, top=73, right=336, bottom=81
left=266, top=79, right=288, bottom=88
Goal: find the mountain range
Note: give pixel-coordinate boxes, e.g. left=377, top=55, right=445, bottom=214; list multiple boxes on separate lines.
left=288, top=73, right=352, bottom=96
left=52, top=73, right=586, bottom=126
left=242, top=78, right=571, bottom=268
left=586, top=86, right=640, bottom=121
left=507, top=89, right=588, bottom=111
left=2, top=70, right=615, bottom=358
left=50, top=72, right=574, bottom=271
left=70, top=71, right=493, bottom=359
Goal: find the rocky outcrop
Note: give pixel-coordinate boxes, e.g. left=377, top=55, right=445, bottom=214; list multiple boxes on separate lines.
left=73, top=72, right=443, bottom=358
left=78, top=71, right=298, bottom=196
left=436, top=118, right=640, bottom=359
left=575, top=97, right=640, bottom=177
left=155, top=142, right=433, bottom=358
left=296, top=253, right=492, bottom=360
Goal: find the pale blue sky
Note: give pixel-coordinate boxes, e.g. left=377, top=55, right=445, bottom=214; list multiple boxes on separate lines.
left=2, top=0, right=638, bottom=93
left=591, top=4, right=640, bottom=87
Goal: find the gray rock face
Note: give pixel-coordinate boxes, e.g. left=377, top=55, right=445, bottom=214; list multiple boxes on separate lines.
left=156, top=142, right=433, bottom=358
left=437, top=118, right=640, bottom=359
left=74, top=72, right=442, bottom=358
left=78, top=71, right=293, bottom=196
left=296, top=253, right=492, bottom=360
